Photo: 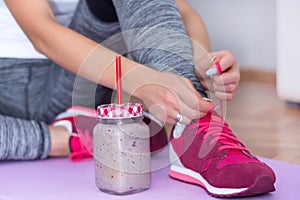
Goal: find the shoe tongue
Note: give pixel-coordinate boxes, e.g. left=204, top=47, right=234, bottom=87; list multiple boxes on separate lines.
left=201, top=112, right=247, bottom=157
left=199, top=112, right=222, bottom=123
left=198, top=112, right=215, bottom=124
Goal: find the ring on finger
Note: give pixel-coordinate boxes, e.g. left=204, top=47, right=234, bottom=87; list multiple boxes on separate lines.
left=210, top=55, right=218, bottom=64
left=175, top=113, right=183, bottom=124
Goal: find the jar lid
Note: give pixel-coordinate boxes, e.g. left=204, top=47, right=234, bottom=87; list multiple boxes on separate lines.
left=97, top=103, right=143, bottom=119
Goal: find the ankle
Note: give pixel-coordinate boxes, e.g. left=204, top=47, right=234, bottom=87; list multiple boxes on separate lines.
left=48, top=125, right=71, bottom=157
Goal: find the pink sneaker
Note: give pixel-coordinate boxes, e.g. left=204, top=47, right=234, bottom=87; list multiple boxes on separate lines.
left=52, top=106, right=98, bottom=162
left=169, top=112, right=276, bottom=197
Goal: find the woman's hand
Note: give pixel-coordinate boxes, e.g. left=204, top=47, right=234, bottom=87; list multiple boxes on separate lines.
left=195, top=50, right=240, bottom=101
left=132, top=72, right=212, bottom=125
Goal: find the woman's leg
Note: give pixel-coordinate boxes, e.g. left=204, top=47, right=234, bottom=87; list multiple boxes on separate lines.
left=112, top=0, right=207, bottom=97
left=0, top=58, right=51, bottom=160
left=0, top=58, right=106, bottom=161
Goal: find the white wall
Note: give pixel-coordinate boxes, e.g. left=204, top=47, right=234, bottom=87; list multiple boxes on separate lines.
left=187, top=0, right=276, bottom=72
left=276, top=0, right=300, bottom=102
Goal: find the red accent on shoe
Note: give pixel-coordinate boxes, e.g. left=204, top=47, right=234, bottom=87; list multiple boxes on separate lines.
left=170, top=112, right=276, bottom=197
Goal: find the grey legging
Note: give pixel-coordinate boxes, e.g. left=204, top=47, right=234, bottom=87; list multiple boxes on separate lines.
left=0, top=0, right=206, bottom=160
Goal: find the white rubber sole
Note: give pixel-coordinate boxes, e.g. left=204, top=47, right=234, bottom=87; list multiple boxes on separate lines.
left=169, top=164, right=248, bottom=196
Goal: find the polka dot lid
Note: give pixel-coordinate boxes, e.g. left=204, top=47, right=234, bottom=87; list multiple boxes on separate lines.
left=97, top=103, right=143, bottom=119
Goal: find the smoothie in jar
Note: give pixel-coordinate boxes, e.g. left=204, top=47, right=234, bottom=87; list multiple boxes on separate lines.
left=93, top=103, right=151, bottom=195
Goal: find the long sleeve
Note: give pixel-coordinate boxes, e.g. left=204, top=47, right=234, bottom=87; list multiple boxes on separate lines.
left=0, top=114, right=50, bottom=160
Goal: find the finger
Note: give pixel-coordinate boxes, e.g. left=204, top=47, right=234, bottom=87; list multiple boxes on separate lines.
left=147, top=100, right=193, bottom=125
left=166, top=114, right=191, bottom=125
left=166, top=118, right=177, bottom=124
left=161, top=91, right=211, bottom=124
left=157, top=74, right=212, bottom=118
left=166, top=110, right=209, bottom=125
left=147, top=103, right=168, bottom=125
left=166, top=91, right=206, bottom=121
left=213, top=69, right=240, bottom=85
left=214, top=91, right=234, bottom=101
left=213, top=50, right=236, bottom=73
left=213, top=83, right=237, bottom=93
left=176, top=78, right=213, bottom=112
left=158, top=74, right=201, bottom=112
left=178, top=101, right=202, bottom=121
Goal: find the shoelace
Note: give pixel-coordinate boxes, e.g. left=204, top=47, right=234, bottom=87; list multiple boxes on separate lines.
left=188, top=114, right=250, bottom=154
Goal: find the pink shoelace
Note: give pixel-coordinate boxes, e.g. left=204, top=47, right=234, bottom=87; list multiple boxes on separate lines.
left=188, top=114, right=250, bottom=154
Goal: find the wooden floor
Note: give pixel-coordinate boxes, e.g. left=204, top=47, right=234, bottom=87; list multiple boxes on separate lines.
left=226, top=77, right=300, bottom=165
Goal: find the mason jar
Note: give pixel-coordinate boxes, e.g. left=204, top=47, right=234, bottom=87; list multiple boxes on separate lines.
left=93, top=103, right=151, bottom=195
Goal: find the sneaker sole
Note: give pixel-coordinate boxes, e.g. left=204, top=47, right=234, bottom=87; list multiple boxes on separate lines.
left=169, top=165, right=275, bottom=197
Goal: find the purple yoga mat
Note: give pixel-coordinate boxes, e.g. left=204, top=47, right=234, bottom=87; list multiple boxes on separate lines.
left=0, top=151, right=299, bottom=200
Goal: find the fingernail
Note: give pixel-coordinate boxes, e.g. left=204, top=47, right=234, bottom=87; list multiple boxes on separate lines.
left=206, top=68, right=218, bottom=77
left=202, top=97, right=212, bottom=102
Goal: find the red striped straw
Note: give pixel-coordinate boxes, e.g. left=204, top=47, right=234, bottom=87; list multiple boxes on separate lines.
left=116, top=56, right=122, bottom=104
